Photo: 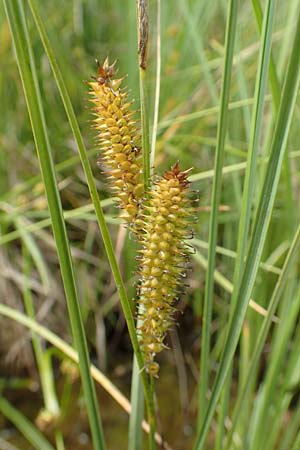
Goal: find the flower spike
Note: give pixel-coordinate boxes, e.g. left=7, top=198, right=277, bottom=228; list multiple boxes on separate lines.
left=89, top=58, right=144, bottom=228
left=137, top=163, right=194, bottom=376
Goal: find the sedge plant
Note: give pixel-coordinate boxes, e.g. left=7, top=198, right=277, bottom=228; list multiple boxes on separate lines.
left=1, top=1, right=300, bottom=450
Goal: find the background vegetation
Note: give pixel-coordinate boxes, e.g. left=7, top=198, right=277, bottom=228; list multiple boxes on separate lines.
left=0, top=0, right=300, bottom=449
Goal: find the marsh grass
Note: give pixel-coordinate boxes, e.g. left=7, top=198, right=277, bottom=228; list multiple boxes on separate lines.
left=1, top=1, right=300, bottom=449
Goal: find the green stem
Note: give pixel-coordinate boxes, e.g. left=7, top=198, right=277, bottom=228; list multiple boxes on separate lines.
left=197, top=0, right=238, bottom=432
left=22, top=246, right=60, bottom=418
left=3, top=1, right=106, bottom=448
left=135, top=3, right=156, bottom=449
left=140, top=67, right=151, bottom=188
left=193, top=8, right=300, bottom=449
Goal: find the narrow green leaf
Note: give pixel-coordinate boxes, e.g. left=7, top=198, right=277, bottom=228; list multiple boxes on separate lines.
left=128, top=357, right=144, bottom=450
left=224, top=222, right=300, bottom=449
left=3, top=1, right=105, bottom=448
left=197, top=0, right=238, bottom=431
left=193, top=8, right=300, bottom=450
left=0, top=397, right=55, bottom=450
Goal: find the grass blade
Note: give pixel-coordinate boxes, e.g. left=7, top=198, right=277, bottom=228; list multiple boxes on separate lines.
left=193, top=7, right=300, bottom=450
left=197, top=0, right=238, bottom=431
left=0, top=397, right=55, bottom=450
left=216, top=1, right=276, bottom=444
left=3, top=1, right=106, bottom=448
left=128, top=356, right=144, bottom=450
left=224, top=222, right=300, bottom=449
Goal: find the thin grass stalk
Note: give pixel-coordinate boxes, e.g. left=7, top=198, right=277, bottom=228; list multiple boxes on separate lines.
left=140, top=62, right=151, bottom=189
left=135, top=2, right=156, bottom=449
left=231, top=0, right=275, bottom=304
left=180, top=0, right=218, bottom=104
left=250, top=286, right=300, bottom=450
left=197, top=0, right=238, bottom=431
left=0, top=397, right=55, bottom=450
left=249, top=288, right=300, bottom=446
left=0, top=303, right=173, bottom=450
left=27, top=0, right=155, bottom=435
left=216, top=2, right=276, bottom=445
left=3, top=1, right=106, bottom=448
left=193, top=252, right=272, bottom=320
left=16, top=215, right=50, bottom=292
left=0, top=146, right=99, bottom=203
left=193, top=9, right=300, bottom=449
left=136, top=0, right=151, bottom=188
left=214, top=386, right=230, bottom=450
left=269, top=327, right=300, bottom=450
left=224, top=222, right=300, bottom=449
left=22, top=246, right=60, bottom=419
left=23, top=249, right=64, bottom=450
left=278, top=402, right=300, bottom=450
left=252, top=0, right=295, bottom=231
left=0, top=200, right=113, bottom=247
left=193, top=238, right=281, bottom=276
left=128, top=356, right=144, bottom=450
left=150, top=0, right=161, bottom=170
left=128, top=3, right=155, bottom=447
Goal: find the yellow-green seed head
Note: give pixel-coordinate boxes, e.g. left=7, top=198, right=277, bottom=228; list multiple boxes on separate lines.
left=89, top=58, right=144, bottom=227
left=137, top=163, right=194, bottom=376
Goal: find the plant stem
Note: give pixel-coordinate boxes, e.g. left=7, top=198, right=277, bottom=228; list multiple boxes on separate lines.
left=197, top=0, right=238, bottom=432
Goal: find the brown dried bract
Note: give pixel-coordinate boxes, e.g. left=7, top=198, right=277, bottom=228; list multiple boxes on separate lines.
left=95, top=57, right=116, bottom=85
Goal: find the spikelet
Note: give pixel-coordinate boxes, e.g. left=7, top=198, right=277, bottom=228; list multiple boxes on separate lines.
left=89, top=58, right=144, bottom=227
left=137, top=163, right=194, bottom=377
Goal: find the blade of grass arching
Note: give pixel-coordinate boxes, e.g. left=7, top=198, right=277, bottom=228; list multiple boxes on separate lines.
left=224, top=222, right=300, bottom=450
left=193, top=238, right=281, bottom=276
left=22, top=247, right=65, bottom=449
left=157, top=95, right=272, bottom=130
left=180, top=0, right=218, bottom=105
left=0, top=200, right=113, bottom=246
left=194, top=9, right=300, bottom=450
left=22, top=248, right=60, bottom=418
left=3, top=1, right=106, bottom=449
left=0, top=397, right=55, bottom=450
left=14, top=216, right=50, bottom=294
left=0, top=146, right=99, bottom=203
left=217, top=2, right=276, bottom=445
left=197, top=0, right=238, bottom=432
left=188, top=149, right=300, bottom=183
left=26, top=0, right=154, bottom=437
left=0, top=304, right=173, bottom=450
left=194, top=252, right=274, bottom=320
